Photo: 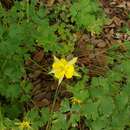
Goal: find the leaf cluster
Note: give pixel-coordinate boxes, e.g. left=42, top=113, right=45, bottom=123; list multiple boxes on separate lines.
left=70, top=0, right=108, bottom=34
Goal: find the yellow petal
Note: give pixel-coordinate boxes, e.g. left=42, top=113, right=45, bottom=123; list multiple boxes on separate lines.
left=58, top=76, right=64, bottom=85
left=60, top=58, right=67, bottom=66
left=52, top=61, right=64, bottom=70
left=54, top=70, right=65, bottom=79
left=18, top=121, right=31, bottom=129
left=68, top=57, right=78, bottom=65
left=49, top=69, right=55, bottom=74
left=53, top=55, right=60, bottom=62
left=65, top=65, right=74, bottom=79
left=71, top=98, right=82, bottom=104
left=74, top=71, right=80, bottom=77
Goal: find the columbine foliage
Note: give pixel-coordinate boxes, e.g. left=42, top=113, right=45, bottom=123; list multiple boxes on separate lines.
left=0, top=0, right=60, bottom=100
left=70, top=0, right=108, bottom=34
left=0, top=0, right=57, bottom=126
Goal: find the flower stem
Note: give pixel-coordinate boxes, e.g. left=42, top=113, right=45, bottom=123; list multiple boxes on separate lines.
left=46, top=84, right=60, bottom=130
left=26, top=0, right=29, bottom=22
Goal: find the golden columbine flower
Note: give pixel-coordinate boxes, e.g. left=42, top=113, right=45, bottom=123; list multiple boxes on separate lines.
left=15, top=120, right=31, bottom=130
left=50, top=56, right=80, bottom=85
left=71, top=97, right=82, bottom=105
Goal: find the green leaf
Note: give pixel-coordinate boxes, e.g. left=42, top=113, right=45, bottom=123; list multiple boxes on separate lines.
left=120, top=59, right=130, bottom=76
left=123, top=80, right=130, bottom=95
left=91, top=119, right=108, bottom=130
left=111, top=106, right=130, bottom=129
left=35, top=20, right=57, bottom=52
left=5, top=84, right=21, bottom=99
left=70, top=0, right=107, bottom=34
left=26, top=108, right=43, bottom=129
left=3, top=56, right=24, bottom=81
left=90, top=78, right=110, bottom=98
left=60, top=99, right=70, bottom=113
left=4, top=104, right=22, bottom=119
left=68, top=113, right=80, bottom=127
left=115, top=92, right=128, bottom=111
left=81, top=99, right=99, bottom=120
left=99, top=96, right=114, bottom=117
left=40, top=108, right=50, bottom=124
left=26, top=109, right=39, bottom=122
left=52, top=112, right=67, bottom=130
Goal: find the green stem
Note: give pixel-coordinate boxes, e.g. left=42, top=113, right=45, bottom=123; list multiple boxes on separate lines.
left=26, top=0, right=29, bottom=22
left=28, top=58, right=48, bottom=72
left=0, top=56, right=11, bottom=72
left=46, top=84, right=60, bottom=130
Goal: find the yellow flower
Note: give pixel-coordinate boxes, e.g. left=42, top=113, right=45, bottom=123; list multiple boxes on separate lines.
left=50, top=56, right=80, bottom=85
left=15, top=120, right=31, bottom=130
left=71, top=97, right=82, bottom=105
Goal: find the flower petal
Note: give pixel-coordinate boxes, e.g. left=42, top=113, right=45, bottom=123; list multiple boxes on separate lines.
left=53, top=55, right=60, bottom=62
left=74, top=71, right=81, bottom=77
left=68, top=57, right=78, bottom=65
left=52, top=59, right=65, bottom=70
left=48, top=70, right=55, bottom=74
left=60, top=58, right=67, bottom=65
left=58, top=76, right=64, bottom=85
left=65, top=65, right=74, bottom=79
left=54, top=70, right=65, bottom=79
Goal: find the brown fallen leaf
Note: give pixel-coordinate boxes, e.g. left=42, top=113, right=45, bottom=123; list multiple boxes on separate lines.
left=0, top=0, right=14, bottom=9
left=100, top=0, right=110, bottom=8
left=33, top=98, right=50, bottom=107
left=33, top=50, right=44, bottom=62
left=127, top=1, right=130, bottom=11
left=93, top=39, right=107, bottom=48
left=46, top=0, right=55, bottom=7
left=112, top=16, right=123, bottom=27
